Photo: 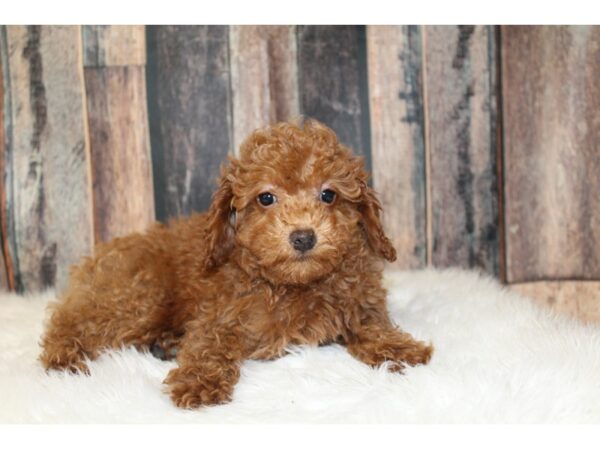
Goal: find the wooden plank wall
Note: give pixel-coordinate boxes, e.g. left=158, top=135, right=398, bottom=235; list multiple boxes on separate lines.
left=0, top=24, right=598, bottom=325
left=502, top=25, right=600, bottom=320
left=1, top=26, right=94, bottom=292
left=229, top=26, right=299, bottom=154
left=424, top=26, right=501, bottom=277
left=0, top=37, right=11, bottom=290
left=502, top=26, right=600, bottom=283
left=366, top=26, right=427, bottom=269
left=146, top=26, right=232, bottom=219
left=297, top=26, right=373, bottom=172
left=83, top=25, right=155, bottom=243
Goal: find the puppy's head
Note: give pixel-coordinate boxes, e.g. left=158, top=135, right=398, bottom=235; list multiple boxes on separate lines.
left=205, top=119, right=396, bottom=284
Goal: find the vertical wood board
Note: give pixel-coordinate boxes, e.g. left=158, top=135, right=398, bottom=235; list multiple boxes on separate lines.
left=0, top=32, right=11, bottom=289
left=2, top=25, right=94, bottom=292
left=297, top=26, right=372, bottom=172
left=424, top=25, right=500, bottom=275
left=146, top=26, right=233, bottom=221
left=85, top=66, right=155, bottom=243
left=366, top=25, right=427, bottom=269
left=229, top=26, right=299, bottom=155
left=502, top=26, right=600, bottom=282
left=82, top=25, right=146, bottom=67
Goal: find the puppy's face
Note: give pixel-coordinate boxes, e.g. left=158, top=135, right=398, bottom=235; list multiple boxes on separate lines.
left=207, top=120, right=396, bottom=285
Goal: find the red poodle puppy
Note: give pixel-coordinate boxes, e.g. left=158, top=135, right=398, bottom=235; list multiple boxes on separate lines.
left=40, top=119, right=433, bottom=409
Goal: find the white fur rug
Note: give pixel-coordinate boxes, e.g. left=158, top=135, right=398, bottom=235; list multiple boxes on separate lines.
left=1, top=268, right=600, bottom=423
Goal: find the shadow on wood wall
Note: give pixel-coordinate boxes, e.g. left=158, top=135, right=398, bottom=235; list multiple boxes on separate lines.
left=0, top=25, right=598, bottom=319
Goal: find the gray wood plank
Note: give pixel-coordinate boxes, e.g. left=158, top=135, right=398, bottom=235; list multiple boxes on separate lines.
left=1, top=25, right=94, bottom=292
left=0, top=34, right=12, bottom=289
left=424, top=25, right=501, bottom=276
left=297, top=25, right=372, bottom=172
left=146, top=25, right=233, bottom=221
left=367, top=25, right=427, bottom=269
left=82, top=25, right=145, bottom=67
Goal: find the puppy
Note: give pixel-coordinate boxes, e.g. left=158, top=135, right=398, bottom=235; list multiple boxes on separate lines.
left=40, top=119, right=433, bottom=409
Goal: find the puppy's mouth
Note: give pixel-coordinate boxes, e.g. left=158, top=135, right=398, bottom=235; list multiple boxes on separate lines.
left=292, top=252, right=313, bottom=262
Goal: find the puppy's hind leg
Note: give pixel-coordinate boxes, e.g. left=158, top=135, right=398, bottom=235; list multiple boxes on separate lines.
left=40, top=240, right=172, bottom=374
left=39, top=289, right=99, bottom=374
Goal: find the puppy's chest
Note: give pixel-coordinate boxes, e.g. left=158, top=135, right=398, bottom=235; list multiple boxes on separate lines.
left=239, top=289, right=350, bottom=355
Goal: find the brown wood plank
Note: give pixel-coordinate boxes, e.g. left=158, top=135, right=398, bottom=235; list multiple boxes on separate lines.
left=229, top=26, right=299, bottom=155
left=502, top=26, right=600, bottom=283
left=82, top=25, right=145, bottom=67
left=510, top=281, right=600, bottom=325
left=84, top=66, right=155, bottom=243
left=2, top=25, right=94, bottom=292
left=424, top=25, right=500, bottom=276
left=297, top=26, right=372, bottom=171
left=146, top=26, right=232, bottom=221
left=366, top=25, right=426, bottom=269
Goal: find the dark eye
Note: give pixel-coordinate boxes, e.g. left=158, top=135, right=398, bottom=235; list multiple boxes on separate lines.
left=320, top=189, right=336, bottom=204
left=257, top=192, right=276, bottom=207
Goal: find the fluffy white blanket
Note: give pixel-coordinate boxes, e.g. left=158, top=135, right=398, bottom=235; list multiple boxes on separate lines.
left=1, top=268, right=599, bottom=423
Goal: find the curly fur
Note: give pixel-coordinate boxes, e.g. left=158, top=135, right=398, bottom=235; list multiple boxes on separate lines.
left=39, top=119, right=433, bottom=409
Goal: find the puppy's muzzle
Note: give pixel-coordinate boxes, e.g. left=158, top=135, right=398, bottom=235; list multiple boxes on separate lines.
left=289, top=229, right=316, bottom=253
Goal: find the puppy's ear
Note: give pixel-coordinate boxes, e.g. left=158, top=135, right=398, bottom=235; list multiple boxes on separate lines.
left=204, top=164, right=236, bottom=271
left=358, top=182, right=397, bottom=262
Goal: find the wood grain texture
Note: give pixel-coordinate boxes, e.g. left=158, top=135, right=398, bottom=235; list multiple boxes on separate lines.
left=82, top=25, right=145, bottom=67
left=2, top=26, right=94, bottom=292
left=146, top=26, right=232, bottom=221
left=502, top=26, right=600, bottom=282
left=366, top=25, right=426, bottom=269
left=424, top=25, right=500, bottom=276
left=85, top=66, right=155, bottom=243
left=0, top=31, right=11, bottom=290
left=229, top=26, right=299, bottom=155
left=297, top=26, right=372, bottom=171
left=511, top=281, right=600, bottom=325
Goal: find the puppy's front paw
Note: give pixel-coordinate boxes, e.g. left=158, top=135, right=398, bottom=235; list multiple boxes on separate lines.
left=386, top=339, right=433, bottom=370
left=40, top=348, right=91, bottom=375
left=164, top=366, right=235, bottom=409
left=348, top=337, right=433, bottom=372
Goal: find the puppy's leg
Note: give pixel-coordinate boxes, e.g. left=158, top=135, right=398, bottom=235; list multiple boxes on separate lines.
left=164, top=321, right=243, bottom=409
left=40, top=239, right=171, bottom=374
left=39, top=294, right=97, bottom=374
left=345, top=315, right=432, bottom=371
left=150, top=331, right=183, bottom=361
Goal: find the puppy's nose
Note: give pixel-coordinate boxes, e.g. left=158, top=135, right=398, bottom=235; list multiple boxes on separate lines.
left=289, top=229, right=316, bottom=253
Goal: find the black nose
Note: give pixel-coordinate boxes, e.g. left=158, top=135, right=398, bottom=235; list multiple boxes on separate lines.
left=289, top=229, right=316, bottom=252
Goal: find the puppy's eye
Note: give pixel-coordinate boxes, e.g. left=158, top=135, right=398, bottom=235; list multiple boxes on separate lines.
left=320, top=189, right=336, bottom=204
left=257, top=192, right=276, bottom=207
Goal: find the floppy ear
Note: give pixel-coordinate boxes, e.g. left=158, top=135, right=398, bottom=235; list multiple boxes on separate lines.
left=358, top=182, right=397, bottom=262
left=204, top=166, right=236, bottom=271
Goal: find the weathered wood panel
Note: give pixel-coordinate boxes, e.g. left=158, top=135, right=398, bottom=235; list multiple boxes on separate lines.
left=2, top=25, right=94, bottom=292
left=85, top=66, right=155, bottom=243
left=0, top=34, right=11, bottom=290
left=511, top=281, right=600, bottom=325
left=229, top=26, right=299, bottom=155
left=424, top=25, right=500, bottom=276
left=297, top=26, right=372, bottom=171
left=82, top=25, right=145, bottom=67
left=502, top=26, right=600, bottom=282
left=366, top=25, right=427, bottom=269
left=146, top=26, right=232, bottom=221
